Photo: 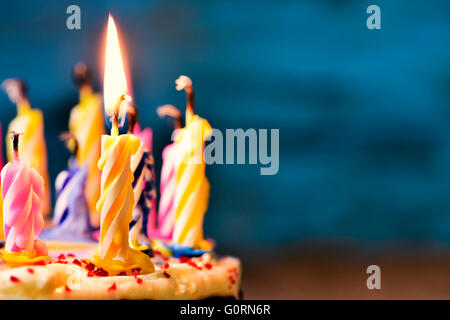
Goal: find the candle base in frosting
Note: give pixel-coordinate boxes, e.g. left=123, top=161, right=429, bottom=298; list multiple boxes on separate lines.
left=0, top=239, right=49, bottom=268
left=91, top=247, right=154, bottom=275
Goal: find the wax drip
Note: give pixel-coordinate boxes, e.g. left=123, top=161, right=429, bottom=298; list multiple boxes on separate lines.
left=9, top=131, right=22, bottom=161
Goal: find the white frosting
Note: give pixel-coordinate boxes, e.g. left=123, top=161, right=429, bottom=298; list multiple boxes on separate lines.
left=0, top=254, right=241, bottom=300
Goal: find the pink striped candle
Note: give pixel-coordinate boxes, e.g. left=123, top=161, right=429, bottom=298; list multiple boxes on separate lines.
left=156, top=141, right=179, bottom=239
left=1, top=132, right=47, bottom=260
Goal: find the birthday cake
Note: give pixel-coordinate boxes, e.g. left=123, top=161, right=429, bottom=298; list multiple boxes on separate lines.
left=0, top=15, right=241, bottom=300
left=0, top=241, right=241, bottom=300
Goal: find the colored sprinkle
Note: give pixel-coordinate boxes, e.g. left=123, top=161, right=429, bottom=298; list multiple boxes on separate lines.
left=187, top=260, right=202, bottom=270
left=93, top=267, right=109, bottom=277
left=137, top=278, right=143, bottom=285
left=72, top=259, right=82, bottom=266
left=163, top=271, right=170, bottom=278
left=87, top=271, right=94, bottom=277
left=179, top=257, right=191, bottom=263
left=164, top=263, right=170, bottom=269
left=108, top=283, right=117, bottom=292
left=85, top=263, right=95, bottom=271
left=56, top=260, right=68, bottom=264
left=27, top=268, right=34, bottom=274
left=58, top=254, right=66, bottom=260
left=65, top=285, right=71, bottom=292
left=67, top=253, right=75, bottom=258
left=204, top=263, right=212, bottom=270
left=10, top=276, right=20, bottom=283
left=132, top=268, right=141, bottom=278
left=34, top=261, right=46, bottom=266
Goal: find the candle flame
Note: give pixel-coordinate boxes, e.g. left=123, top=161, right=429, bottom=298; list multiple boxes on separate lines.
left=103, top=14, right=130, bottom=120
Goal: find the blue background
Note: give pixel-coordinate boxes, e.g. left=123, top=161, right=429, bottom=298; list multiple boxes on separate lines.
left=0, top=0, right=449, bottom=256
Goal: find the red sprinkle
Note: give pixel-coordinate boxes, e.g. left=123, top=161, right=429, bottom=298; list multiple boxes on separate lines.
left=65, top=285, right=71, bottom=292
left=72, top=259, right=82, bottom=266
left=136, top=278, right=143, bottom=285
left=58, top=254, right=66, bottom=260
left=179, top=257, right=191, bottom=263
left=164, top=263, right=170, bottom=269
left=34, top=261, right=46, bottom=266
left=27, top=268, right=34, bottom=274
left=67, top=253, right=75, bottom=258
left=204, top=263, right=212, bottom=270
left=93, top=267, right=109, bottom=277
left=108, top=283, right=117, bottom=292
left=132, top=268, right=141, bottom=278
left=10, top=276, right=20, bottom=283
left=85, top=263, right=95, bottom=271
left=187, top=260, right=202, bottom=270
left=163, top=271, right=170, bottom=278
left=87, top=271, right=94, bottom=277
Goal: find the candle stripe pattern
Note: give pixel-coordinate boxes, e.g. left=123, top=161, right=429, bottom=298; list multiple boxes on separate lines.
left=129, top=144, right=156, bottom=245
left=97, top=134, right=140, bottom=261
left=172, top=115, right=212, bottom=247
left=1, top=161, right=45, bottom=252
left=157, top=143, right=178, bottom=239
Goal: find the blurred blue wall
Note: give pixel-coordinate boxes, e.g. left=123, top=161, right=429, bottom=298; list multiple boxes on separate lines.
left=0, top=0, right=449, bottom=253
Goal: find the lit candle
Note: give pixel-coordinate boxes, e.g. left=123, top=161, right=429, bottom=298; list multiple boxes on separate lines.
left=92, top=15, right=154, bottom=274
left=127, top=107, right=157, bottom=250
left=69, top=62, right=105, bottom=227
left=171, top=76, right=213, bottom=249
left=2, top=79, right=51, bottom=217
left=41, top=133, right=93, bottom=242
left=155, top=104, right=182, bottom=240
left=0, top=132, right=48, bottom=267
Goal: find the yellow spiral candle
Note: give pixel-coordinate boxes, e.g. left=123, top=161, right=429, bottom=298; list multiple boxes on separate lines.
left=69, top=77, right=104, bottom=227
left=93, top=97, right=154, bottom=274
left=3, top=79, right=51, bottom=216
left=172, top=76, right=212, bottom=248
